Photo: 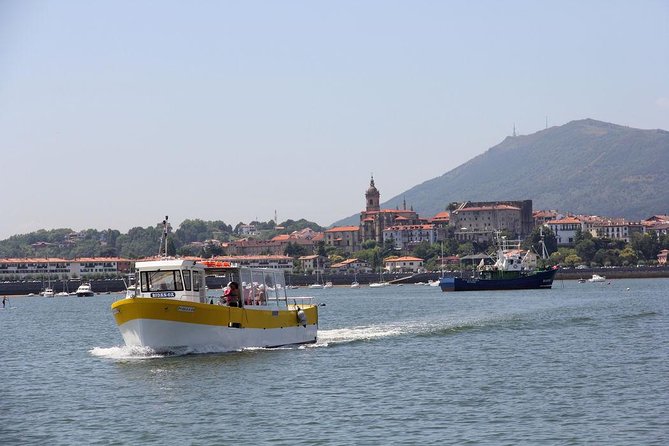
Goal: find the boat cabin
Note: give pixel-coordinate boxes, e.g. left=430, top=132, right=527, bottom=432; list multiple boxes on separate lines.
left=132, top=259, right=300, bottom=308
left=134, top=259, right=207, bottom=303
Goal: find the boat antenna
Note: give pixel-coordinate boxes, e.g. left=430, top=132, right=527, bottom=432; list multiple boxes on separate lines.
left=159, top=216, right=169, bottom=257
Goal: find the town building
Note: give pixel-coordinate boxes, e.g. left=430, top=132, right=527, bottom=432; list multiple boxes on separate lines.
left=328, top=258, right=372, bottom=274
left=227, top=229, right=321, bottom=256
left=587, top=219, right=644, bottom=243
left=384, top=256, right=424, bottom=273
left=451, top=200, right=533, bottom=242
left=237, top=224, right=259, bottom=236
left=383, top=224, right=438, bottom=250
left=545, top=216, right=583, bottom=245
left=533, top=210, right=560, bottom=227
left=324, top=226, right=361, bottom=252
left=297, top=255, right=328, bottom=273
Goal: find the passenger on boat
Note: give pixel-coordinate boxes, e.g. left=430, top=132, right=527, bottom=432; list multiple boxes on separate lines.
left=256, top=284, right=266, bottom=305
left=225, top=282, right=241, bottom=307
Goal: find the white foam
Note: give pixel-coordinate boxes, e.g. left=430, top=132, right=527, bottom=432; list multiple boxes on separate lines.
left=89, top=345, right=166, bottom=360
left=318, top=324, right=406, bottom=345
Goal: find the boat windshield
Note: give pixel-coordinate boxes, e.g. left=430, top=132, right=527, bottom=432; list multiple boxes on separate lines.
left=141, top=270, right=185, bottom=292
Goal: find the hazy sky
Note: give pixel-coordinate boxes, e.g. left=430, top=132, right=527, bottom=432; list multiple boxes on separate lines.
left=1, top=0, right=668, bottom=239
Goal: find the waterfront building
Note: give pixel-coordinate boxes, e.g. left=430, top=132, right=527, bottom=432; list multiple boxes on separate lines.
left=384, top=256, right=424, bottom=273
left=297, top=255, right=328, bottom=273
left=328, top=258, right=372, bottom=274
left=0, top=257, right=132, bottom=280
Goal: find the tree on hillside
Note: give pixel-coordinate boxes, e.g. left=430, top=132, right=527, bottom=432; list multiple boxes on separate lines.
left=284, top=242, right=308, bottom=258
left=631, top=232, right=661, bottom=261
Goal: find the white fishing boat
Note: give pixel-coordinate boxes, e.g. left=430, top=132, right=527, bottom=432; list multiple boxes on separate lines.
left=587, top=274, right=606, bottom=283
left=75, top=282, right=95, bottom=297
left=110, top=217, right=318, bottom=352
left=368, top=268, right=389, bottom=287
left=350, top=281, right=360, bottom=288
left=368, top=282, right=389, bottom=288
left=41, top=276, right=55, bottom=297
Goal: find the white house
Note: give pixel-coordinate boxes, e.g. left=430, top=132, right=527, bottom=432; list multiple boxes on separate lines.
left=384, top=256, right=424, bottom=273
left=546, top=217, right=583, bottom=245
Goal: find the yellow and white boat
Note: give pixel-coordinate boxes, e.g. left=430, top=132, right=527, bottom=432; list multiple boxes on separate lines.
left=111, top=258, right=318, bottom=352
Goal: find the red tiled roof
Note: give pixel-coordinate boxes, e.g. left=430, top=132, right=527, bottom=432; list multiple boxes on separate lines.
left=385, top=256, right=424, bottom=262
left=546, top=217, right=582, bottom=225
left=325, top=226, right=359, bottom=233
left=432, top=211, right=450, bottom=220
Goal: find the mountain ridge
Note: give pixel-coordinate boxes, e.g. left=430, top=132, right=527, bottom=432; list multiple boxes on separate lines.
left=333, top=119, right=669, bottom=226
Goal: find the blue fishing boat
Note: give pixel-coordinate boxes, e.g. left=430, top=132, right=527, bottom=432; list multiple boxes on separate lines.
left=439, top=233, right=558, bottom=292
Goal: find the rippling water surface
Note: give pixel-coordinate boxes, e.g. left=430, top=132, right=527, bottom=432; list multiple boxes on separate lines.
left=1, top=279, right=668, bottom=445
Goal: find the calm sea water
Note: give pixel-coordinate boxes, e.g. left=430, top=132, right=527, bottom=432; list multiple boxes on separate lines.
left=1, top=278, right=668, bottom=445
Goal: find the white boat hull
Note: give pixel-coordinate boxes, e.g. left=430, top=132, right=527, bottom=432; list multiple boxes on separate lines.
left=117, top=318, right=317, bottom=352
left=112, top=297, right=318, bottom=353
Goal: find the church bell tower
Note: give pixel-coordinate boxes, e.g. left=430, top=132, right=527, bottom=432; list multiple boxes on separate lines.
left=365, top=175, right=380, bottom=212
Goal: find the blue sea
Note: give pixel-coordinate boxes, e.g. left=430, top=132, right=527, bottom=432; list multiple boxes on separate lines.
left=1, top=279, right=668, bottom=445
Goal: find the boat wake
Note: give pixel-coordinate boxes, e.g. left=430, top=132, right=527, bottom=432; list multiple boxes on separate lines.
left=315, top=325, right=406, bottom=347
left=90, top=343, right=305, bottom=359
left=316, top=313, right=543, bottom=346
left=90, top=346, right=169, bottom=360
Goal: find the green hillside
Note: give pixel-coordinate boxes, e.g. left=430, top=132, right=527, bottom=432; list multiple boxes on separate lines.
left=335, top=119, right=669, bottom=225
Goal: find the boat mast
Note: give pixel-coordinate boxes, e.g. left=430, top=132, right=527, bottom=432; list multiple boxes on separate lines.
left=159, top=216, right=169, bottom=258
left=539, top=227, right=549, bottom=260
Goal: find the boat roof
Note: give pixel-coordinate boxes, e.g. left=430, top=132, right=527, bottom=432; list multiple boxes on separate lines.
left=135, top=258, right=203, bottom=270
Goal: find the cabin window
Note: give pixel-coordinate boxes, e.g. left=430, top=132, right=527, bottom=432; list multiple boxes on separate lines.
left=142, top=270, right=184, bottom=292
left=193, top=271, right=201, bottom=291
left=183, top=270, right=192, bottom=291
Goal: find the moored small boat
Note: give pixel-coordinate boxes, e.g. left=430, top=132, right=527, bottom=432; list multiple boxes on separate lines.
left=75, top=282, right=95, bottom=297
left=587, top=274, right=606, bottom=283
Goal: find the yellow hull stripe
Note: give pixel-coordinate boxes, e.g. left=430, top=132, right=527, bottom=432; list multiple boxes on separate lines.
left=111, top=298, right=318, bottom=329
